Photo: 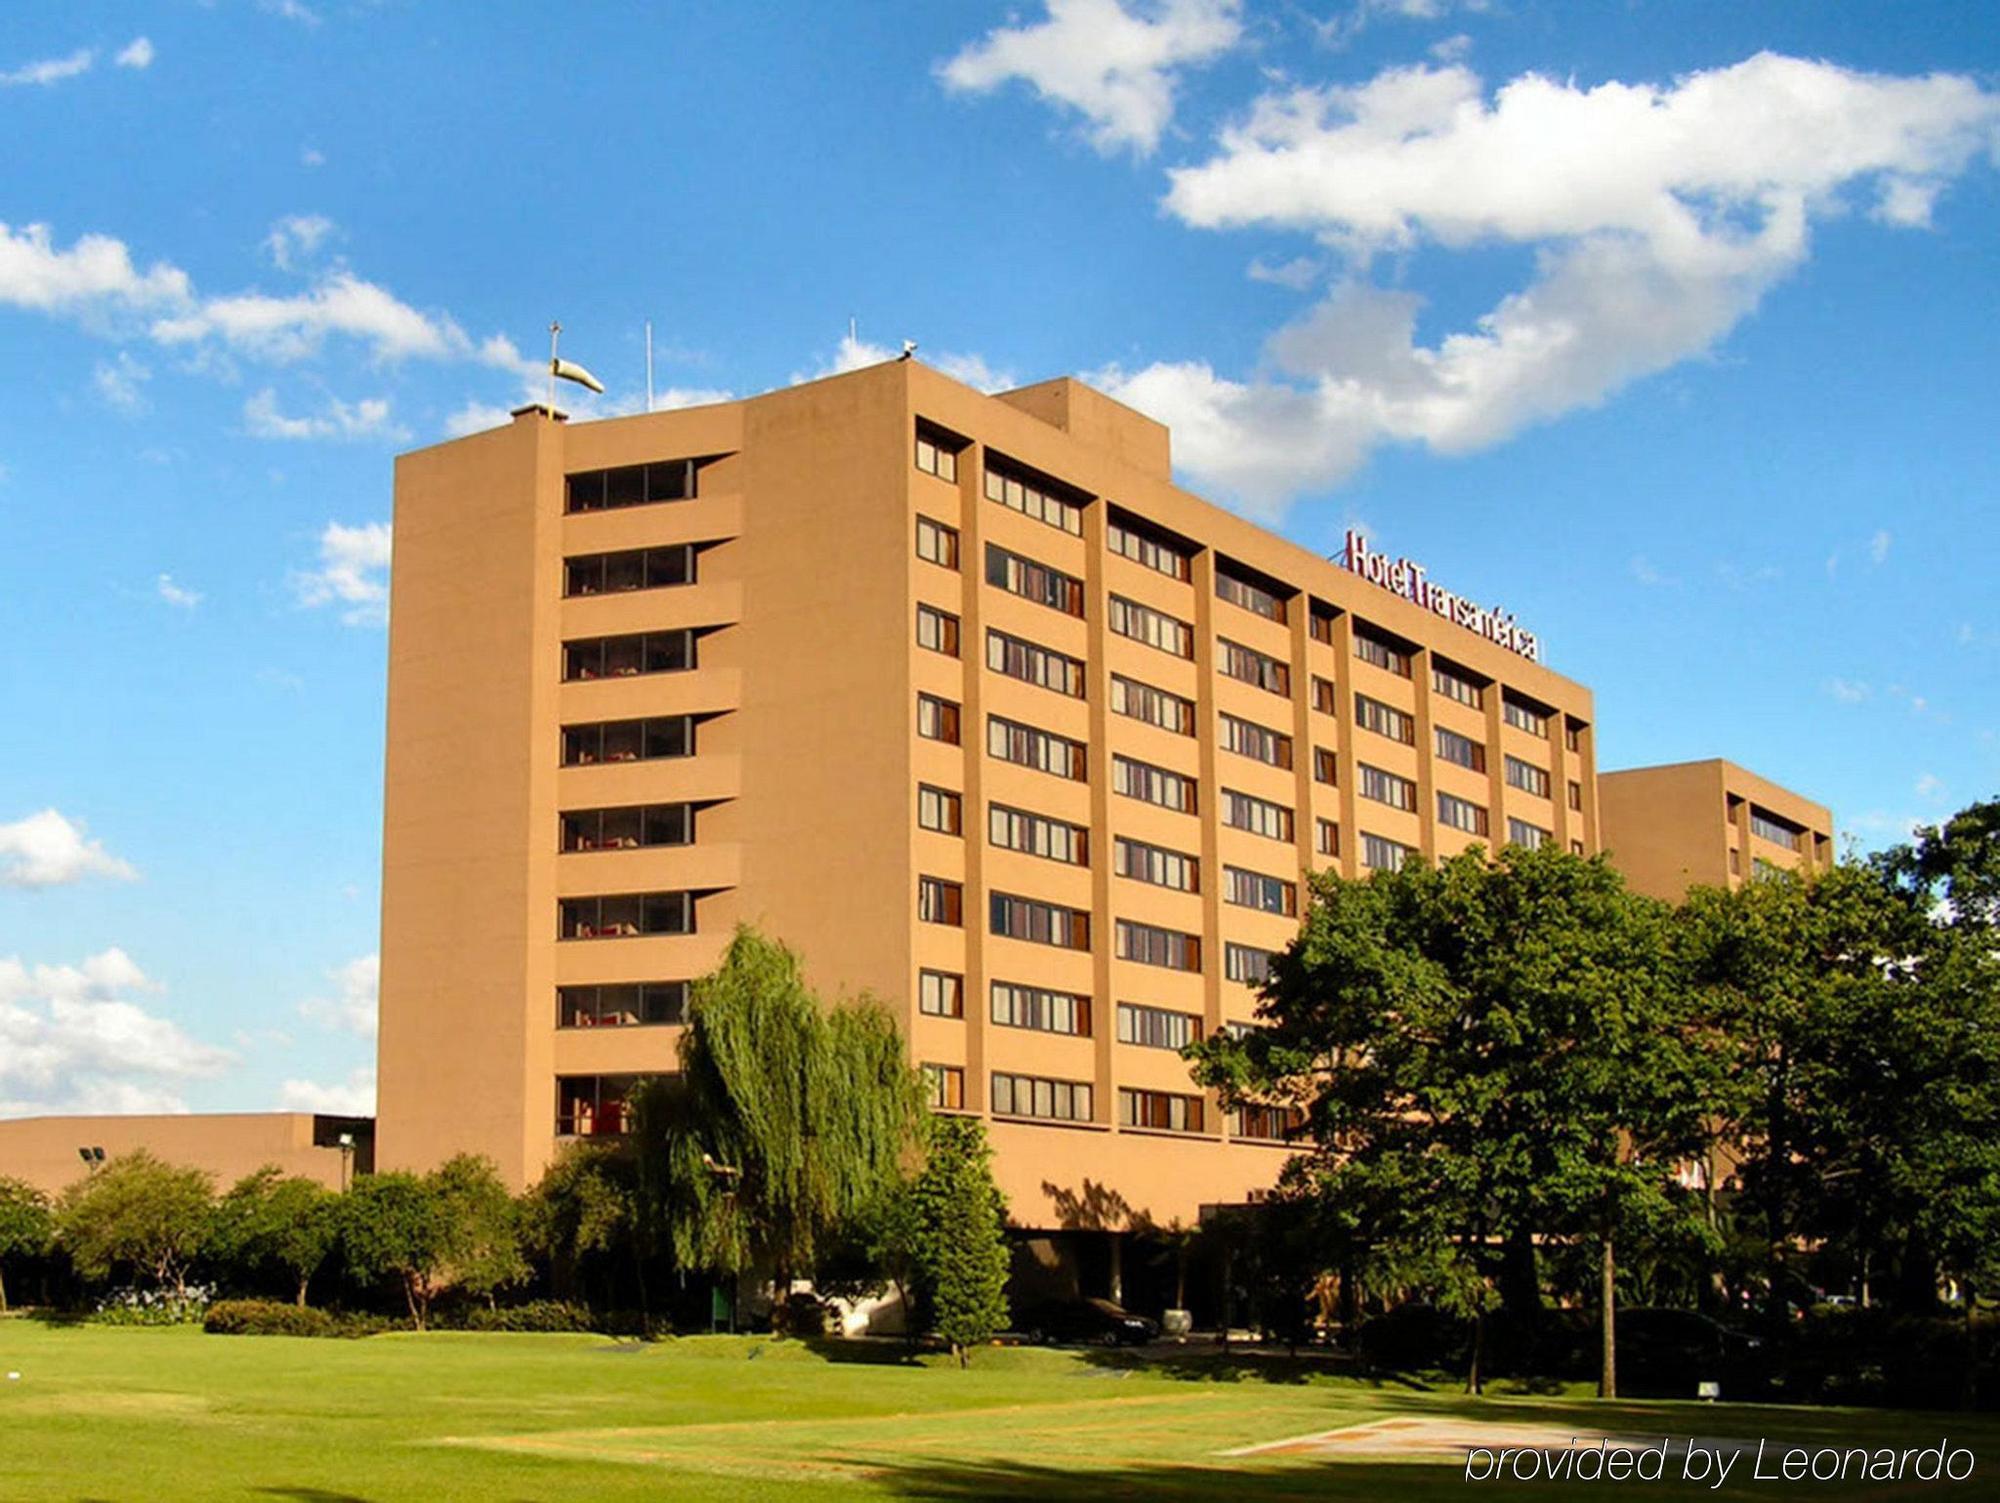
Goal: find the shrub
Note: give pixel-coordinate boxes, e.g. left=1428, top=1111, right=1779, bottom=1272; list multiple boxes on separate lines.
left=91, top=1283, right=214, bottom=1327
left=204, top=1299, right=335, bottom=1337
left=461, top=1300, right=601, bottom=1333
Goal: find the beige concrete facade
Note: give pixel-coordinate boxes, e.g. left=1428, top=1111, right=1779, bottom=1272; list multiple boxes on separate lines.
left=378, top=359, right=1604, bottom=1230
left=0, top=1112, right=369, bottom=1199
left=1599, top=759, right=1834, bottom=902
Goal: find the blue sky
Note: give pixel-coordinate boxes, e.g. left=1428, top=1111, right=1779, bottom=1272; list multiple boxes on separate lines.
left=1, top=0, right=1995, bottom=1120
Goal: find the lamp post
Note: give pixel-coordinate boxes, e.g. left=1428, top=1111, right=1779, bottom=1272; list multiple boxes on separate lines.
left=335, top=1132, right=355, bottom=1193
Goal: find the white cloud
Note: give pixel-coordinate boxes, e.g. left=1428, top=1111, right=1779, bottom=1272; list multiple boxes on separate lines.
left=244, top=388, right=406, bottom=443
left=1826, top=678, right=1872, bottom=704
left=93, top=350, right=151, bottom=413
left=444, top=399, right=515, bottom=438
left=262, top=213, right=335, bottom=272
left=1247, top=254, right=1321, bottom=290
left=298, top=954, right=378, bottom=1038
left=261, top=0, right=322, bottom=26
left=292, top=520, right=391, bottom=626
left=1916, top=772, right=1946, bottom=799
left=1087, top=54, right=2000, bottom=514
left=301, top=146, right=325, bottom=168
left=0, top=49, right=94, bottom=88
left=1429, top=33, right=1473, bottom=64
left=0, top=949, right=233, bottom=1118
left=277, top=1065, right=374, bottom=1116
left=0, top=809, right=137, bottom=889
left=0, top=222, right=192, bottom=317
left=1869, top=528, right=1892, bottom=564
left=1629, top=555, right=1677, bottom=587
left=794, top=332, right=1011, bottom=394
left=939, top=0, right=1243, bottom=155
left=158, top=272, right=473, bottom=364
left=114, top=37, right=154, bottom=71
left=155, top=574, right=201, bottom=610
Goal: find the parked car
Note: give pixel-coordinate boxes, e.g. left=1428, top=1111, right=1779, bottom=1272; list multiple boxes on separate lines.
left=1016, top=1297, right=1160, bottom=1347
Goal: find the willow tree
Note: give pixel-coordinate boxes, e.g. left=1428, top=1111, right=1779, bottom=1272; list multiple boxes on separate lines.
left=633, top=926, right=923, bottom=1289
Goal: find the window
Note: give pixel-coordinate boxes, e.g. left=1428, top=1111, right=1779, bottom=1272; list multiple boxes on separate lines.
left=1225, top=943, right=1276, bottom=985
left=1225, top=866, right=1296, bottom=916
left=915, top=423, right=963, bottom=483
left=1217, top=638, right=1290, bottom=696
left=1233, top=1103, right=1299, bottom=1142
left=1105, top=514, right=1192, bottom=580
left=1110, top=675, right=1194, bottom=736
left=559, top=891, right=694, bottom=940
left=1220, top=712, right=1292, bottom=769
left=1316, top=819, right=1340, bottom=858
left=916, top=603, right=960, bottom=657
left=919, top=969, right=964, bottom=1018
left=918, top=784, right=963, bottom=836
left=1117, top=919, right=1201, bottom=971
left=1114, top=836, right=1198, bottom=893
left=986, top=543, right=1084, bottom=617
left=1117, top=1002, right=1200, bottom=1051
left=562, top=715, right=693, bottom=766
left=559, top=982, right=687, bottom=1029
left=1503, top=697, right=1550, bottom=738
left=1571, top=839, right=1586, bottom=856
left=989, top=803, right=1088, bottom=865
left=1358, top=764, right=1416, bottom=813
left=989, top=892, right=1090, bottom=949
left=1313, top=747, right=1337, bottom=785
left=565, top=459, right=697, bottom=513
left=1312, top=676, right=1338, bottom=715
left=1729, top=847, right=1742, bottom=875
left=923, top=1064, right=965, bottom=1111
left=1568, top=780, right=1584, bottom=812
left=1308, top=608, right=1337, bottom=646
left=1354, top=693, right=1415, bottom=745
left=988, top=715, right=1087, bottom=780
left=1437, top=792, right=1489, bottom=836
left=1221, top=788, right=1293, bottom=842
left=1361, top=833, right=1415, bottom=872
left=1113, top=755, right=1196, bottom=814
left=1507, top=818, right=1551, bottom=851
left=985, top=461, right=1085, bottom=536
left=564, top=544, right=696, bottom=597
left=563, top=629, right=696, bottom=681
left=1505, top=756, right=1551, bottom=798
left=991, top=1071, right=1092, bottom=1123
left=1215, top=566, right=1288, bottom=624
left=1108, top=595, right=1194, bottom=658
left=917, top=693, right=962, bottom=744
left=990, top=980, right=1090, bottom=1036
left=556, top=1074, right=639, bottom=1136
left=1431, top=663, right=1484, bottom=708
left=1120, top=1088, right=1204, bottom=1134
left=1750, top=810, right=1803, bottom=851
left=987, top=628, right=1085, bottom=697
left=1565, top=721, right=1584, bottom=753
left=560, top=803, right=693, bottom=852
left=918, top=876, right=963, bottom=926
left=1435, top=726, right=1486, bottom=773
left=916, top=516, right=960, bottom=569
left=1354, top=630, right=1412, bottom=678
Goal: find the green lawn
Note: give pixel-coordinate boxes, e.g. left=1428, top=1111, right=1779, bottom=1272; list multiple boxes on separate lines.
left=1, top=1319, right=1994, bottom=1500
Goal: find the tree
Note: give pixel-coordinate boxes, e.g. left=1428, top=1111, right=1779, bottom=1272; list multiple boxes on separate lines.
left=212, top=1167, right=340, bottom=1305
left=430, top=1154, right=529, bottom=1308
left=56, top=1151, right=214, bottom=1298
left=0, top=1178, right=53, bottom=1312
left=340, top=1171, right=451, bottom=1328
left=632, top=926, right=923, bottom=1291
left=1190, top=844, right=1718, bottom=1396
left=905, top=1116, right=1010, bottom=1365
left=522, top=1142, right=639, bottom=1306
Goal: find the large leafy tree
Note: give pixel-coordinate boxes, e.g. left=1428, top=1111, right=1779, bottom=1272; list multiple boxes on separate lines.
left=1190, top=845, right=1717, bottom=1395
left=522, top=1142, right=640, bottom=1307
left=633, top=926, right=923, bottom=1289
left=430, top=1154, right=529, bottom=1308
left=212, top=1166, right=340, bottom=1306
left=0, top=1177, right=53, bottom=1312
left=56, top=1151, right=214, bottom=1298
left=340, top=1171, right=452, bottom=1328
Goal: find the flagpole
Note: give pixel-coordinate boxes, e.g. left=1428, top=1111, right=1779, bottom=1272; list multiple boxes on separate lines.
left=547, top=320, right=561, bottom=413
left=645, top=320, right=655, bottom=414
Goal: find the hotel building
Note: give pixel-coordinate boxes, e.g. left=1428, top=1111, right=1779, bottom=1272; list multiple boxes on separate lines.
left=375, top=358, right=1608, bottom=1230
left=1599, top=759, right=1835, bottom=902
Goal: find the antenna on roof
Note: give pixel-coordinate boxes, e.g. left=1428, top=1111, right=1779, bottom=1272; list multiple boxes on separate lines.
left=645, top=319, right=655, bottom=414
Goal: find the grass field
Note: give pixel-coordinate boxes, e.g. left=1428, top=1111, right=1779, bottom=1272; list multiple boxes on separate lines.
left=2, top=1319, right=1995, bottom=1501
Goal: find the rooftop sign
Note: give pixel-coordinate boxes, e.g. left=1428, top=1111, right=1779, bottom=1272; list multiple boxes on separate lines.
left=1338, top=530, right=1542, bottom=664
